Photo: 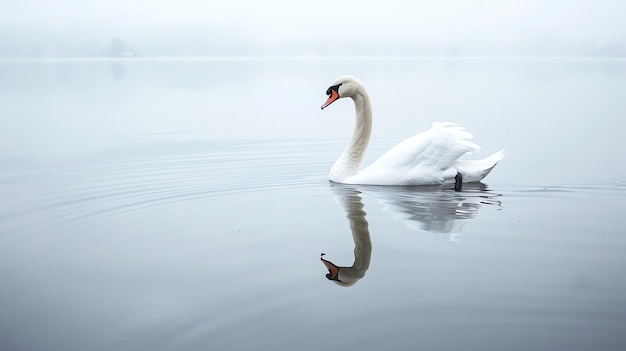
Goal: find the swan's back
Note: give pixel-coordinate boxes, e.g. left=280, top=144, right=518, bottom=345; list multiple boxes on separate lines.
left=373, top=122, right=479, bottom=168
left=345, top=122, right=488, bottom=186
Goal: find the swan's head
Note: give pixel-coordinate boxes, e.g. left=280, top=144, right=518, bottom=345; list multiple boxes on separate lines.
left=321, top=256, right=359, bottom=287
left=321, top=75, right=364, bottom=110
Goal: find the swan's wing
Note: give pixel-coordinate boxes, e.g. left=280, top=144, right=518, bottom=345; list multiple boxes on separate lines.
left=369, top=122, right=480, bottom=172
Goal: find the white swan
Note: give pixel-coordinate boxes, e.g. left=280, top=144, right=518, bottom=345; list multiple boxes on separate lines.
left=321, top=75, right=504, bottom=189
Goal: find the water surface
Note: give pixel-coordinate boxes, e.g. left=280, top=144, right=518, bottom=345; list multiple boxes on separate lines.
left=1, top=58, right=625, bottom=350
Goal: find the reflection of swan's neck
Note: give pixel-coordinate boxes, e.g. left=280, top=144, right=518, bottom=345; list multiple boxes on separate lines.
left=347, top=200, right=371, bottom=275
left=325, top=188, right=372, bottom=287
left=330, top=91, right=372, bottom=182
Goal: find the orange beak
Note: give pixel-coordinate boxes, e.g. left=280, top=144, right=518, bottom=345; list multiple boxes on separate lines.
left=321, top=89, right=340, bottom=110
left=321, top=257, right=340, bottom=280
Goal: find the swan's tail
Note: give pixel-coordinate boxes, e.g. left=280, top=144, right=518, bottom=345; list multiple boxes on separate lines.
left=453, top=149, right=505, bottom=183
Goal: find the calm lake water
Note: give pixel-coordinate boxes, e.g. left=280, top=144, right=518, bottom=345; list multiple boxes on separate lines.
left=1, top=58, right=625, bottom=350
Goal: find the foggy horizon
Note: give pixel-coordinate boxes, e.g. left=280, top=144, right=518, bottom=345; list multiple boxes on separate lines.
left=2, top=0, right=625, bottom=58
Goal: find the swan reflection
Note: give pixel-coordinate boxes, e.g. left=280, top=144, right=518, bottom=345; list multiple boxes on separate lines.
left=321, top=186, right=372, bottom=287
left=364, top=183, right=501, bottom=237
left=321, top=183, right=501, bottom=286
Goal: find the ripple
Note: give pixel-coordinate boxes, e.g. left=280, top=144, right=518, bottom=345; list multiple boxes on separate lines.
left=0, top=140, right=336, bottom=235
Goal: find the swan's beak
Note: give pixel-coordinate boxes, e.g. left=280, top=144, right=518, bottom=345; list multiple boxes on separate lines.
left=321, top=89, right=340, bottom=110
left=321, top=257, right=340, bottom=281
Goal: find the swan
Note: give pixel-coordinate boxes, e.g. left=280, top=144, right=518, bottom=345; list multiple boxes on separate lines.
left=321, top=75, right=504, bottom=190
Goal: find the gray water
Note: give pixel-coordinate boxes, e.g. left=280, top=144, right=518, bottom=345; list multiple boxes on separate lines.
left=1, top=58, right=625, bottom=350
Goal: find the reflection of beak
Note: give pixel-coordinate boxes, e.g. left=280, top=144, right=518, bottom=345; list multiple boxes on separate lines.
left=321, top=257, right=340, bottom=280
left=321, top=89, right=340, bottom=110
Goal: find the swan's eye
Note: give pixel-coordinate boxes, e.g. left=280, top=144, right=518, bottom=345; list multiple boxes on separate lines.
left=326, top=83, right=342, bottom=96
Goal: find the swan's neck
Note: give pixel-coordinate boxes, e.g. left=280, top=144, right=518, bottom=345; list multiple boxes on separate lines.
left=330, top=92, right=372, bottom=182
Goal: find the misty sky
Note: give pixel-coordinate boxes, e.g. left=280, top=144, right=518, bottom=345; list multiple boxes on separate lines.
left=2, top=0, right=625, bottom=57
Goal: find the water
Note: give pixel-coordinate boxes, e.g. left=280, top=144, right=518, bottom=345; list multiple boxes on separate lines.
left=1, top=58, right=625, bottom=350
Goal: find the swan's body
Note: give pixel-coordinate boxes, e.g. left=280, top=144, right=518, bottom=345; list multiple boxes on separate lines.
left=321, top=76, right=504, bottom=186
